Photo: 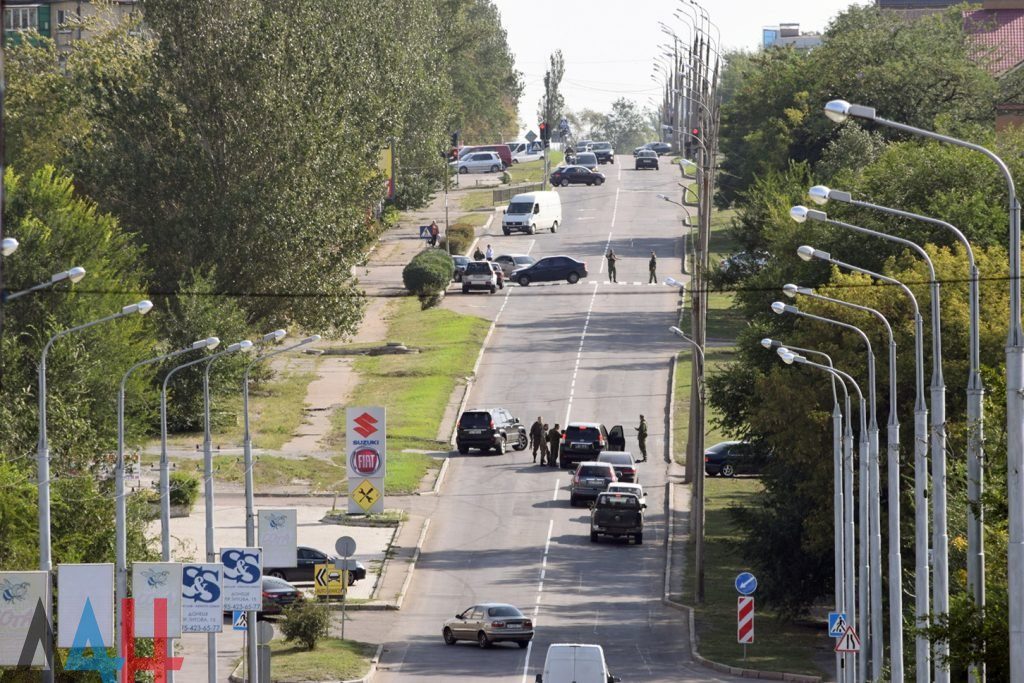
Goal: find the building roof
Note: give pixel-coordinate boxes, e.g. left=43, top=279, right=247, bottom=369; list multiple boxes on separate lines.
left=965, top=8, right=1024, bottom=75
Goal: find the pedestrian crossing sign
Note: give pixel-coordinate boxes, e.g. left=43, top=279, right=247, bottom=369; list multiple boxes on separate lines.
left=835, top=625, right=861, bottom=653
left=828, top=612, right=848, bottom=638
left=232, top=611, right=247, bottom=631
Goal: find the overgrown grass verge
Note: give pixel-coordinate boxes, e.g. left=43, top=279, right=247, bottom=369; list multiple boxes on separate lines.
left=253, top=639, right=376, bottom=682
left=682, top=478, right=830, bottom=677
left=326, top=296, right=489, bottom=458
left=460, top=189, right=494, bottom=212
left=672, top=347, right=734, bottom=466
left=506, top=152, right=563, bottom=184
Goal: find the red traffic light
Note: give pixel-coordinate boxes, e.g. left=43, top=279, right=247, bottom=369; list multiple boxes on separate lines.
left=691, top=127, right=700, bottom=137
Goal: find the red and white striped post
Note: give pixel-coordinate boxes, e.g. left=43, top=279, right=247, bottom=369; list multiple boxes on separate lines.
left=737, top=596, right=755, bottom=658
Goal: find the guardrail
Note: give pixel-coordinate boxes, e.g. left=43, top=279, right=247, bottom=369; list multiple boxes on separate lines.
left=492, top=183, right=544, bottom=206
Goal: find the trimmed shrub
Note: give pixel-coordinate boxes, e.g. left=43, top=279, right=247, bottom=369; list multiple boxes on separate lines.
left=168, top=472, right=200, bottom=508
left=441, top=223, right=476, bottom=256
left=402, top=248, right=453, bottom=309
left=280, top=601, right=330, bottom=650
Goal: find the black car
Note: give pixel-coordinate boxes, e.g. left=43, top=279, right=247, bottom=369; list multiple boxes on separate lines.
left=550, top=165, right=606, bottom=187
left=222, top=576, right=305, bottom=620
left=591, top=142, right=614, bottom=164
left=511, top=256, right=588, bottom=286
left=452, top=255, right=470, bottom=282
left=704, top=440, right=771, bottom=477
left=634, top=149, right=659, bottom=170
left=633, top=141, right=672, bottom=156
left=264, top=546, right=367, bottom=585
left=558, top=422, right=624, bottom=469
left=456, top=408, right=528, bottom=454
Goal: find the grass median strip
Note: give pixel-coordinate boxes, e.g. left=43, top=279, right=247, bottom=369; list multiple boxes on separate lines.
left=248, top=639, right=376, bottom=682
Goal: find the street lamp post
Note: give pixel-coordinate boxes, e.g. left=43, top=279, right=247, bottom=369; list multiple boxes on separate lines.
left=823, top=99, right=1018, bottom=683
left=115, top=337, right=220, bottom=656
left=37, top=299, right=153, bottom=682
left=1, top=237, right=17, bottom=256
left=784, top=283, right=904, bottom=679
left=799, top=244, right=931, bottom=680
left=3, top=266, right=86, bottom=303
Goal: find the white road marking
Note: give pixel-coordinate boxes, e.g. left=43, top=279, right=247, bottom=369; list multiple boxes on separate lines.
left=611, top=187, right=620, bottom=228
left=598, top=231, right=613, bottom=274
left=525, top=239, right=536, bottom=255
left=563, top=283, right=600, bottom=426
left=552, top=478, right=560, bottom=501
left=522, top=518, right=557, bottom=683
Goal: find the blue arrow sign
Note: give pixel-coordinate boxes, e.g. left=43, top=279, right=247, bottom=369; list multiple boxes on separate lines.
left=735, top=572, right=757, bottom=596
left=828, top=612, right=848, bottom=638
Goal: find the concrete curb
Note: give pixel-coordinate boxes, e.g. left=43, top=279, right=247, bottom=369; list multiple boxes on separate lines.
left=395, top=518, right=431, bottom=610
left=661, top=483, right=822, bottom=683
left=423, top=457, right=450, bottom=496
left=666, top=354, right=677, bottom=466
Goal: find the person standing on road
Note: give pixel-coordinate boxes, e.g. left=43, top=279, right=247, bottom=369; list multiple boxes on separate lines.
left=547, top=424, right=562, bottom=467
left=635, top=415, right=648, bottom=461
left=539, top=423, right=550, bottom=465
left=429, top=220, right=440, bottom=247
left=606, top=249, right=619, bottom=283
left=649, top=251, right=657, bottom=284
left=530, top=417, right=544, bottom=462
left=486, top=244, right=494, bottom=261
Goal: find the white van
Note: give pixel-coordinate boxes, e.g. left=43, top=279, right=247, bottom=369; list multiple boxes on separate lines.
left=535, top=643, right=620, bottom=683
left=506, top=140, right=544, bottom=164
left=502, top=191, right=562, bottom=235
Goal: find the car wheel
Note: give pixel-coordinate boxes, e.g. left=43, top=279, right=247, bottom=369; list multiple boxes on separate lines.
left=610, top=158, right=615, bottom=164
left=635, top=533, right=643, bottom=544
left=634, top=166, right=640, bottom=171
left=515, top=434, right=528, bottom=451
left=551, top=221, right=558, bottom=233
left=496, top=437, right=507, bottom=454
left=655, top=165, right=659, bottom=171
left=462, top=285, right=469, bottom=294
left=590, top=531, right=598, bottom=543
left=511, top=159, right=519, bottom=164
left=721, top=463, right=736, bottom=477
left=569, top=495, right=578, bottom=507
left=518, top=641, right=529, bottom=649
left=528, top=223, right=536, bottom=235
left=459, top=167, right=468, bottom=174
left=489, top=285, right=496, bottom=294
left=596, top=178, right=604, bottom=185
left=267, top=570, right=285, bottom=579
left=443, top=627, right=457, bottom=645
left=560, top=178, right=569, bottom=187
left=559, top=458, right=569, bottom=469
left=567, top=273, right=580, bottom=284
left=477, top=632, right=491, bottom=649
left=587, top=181, right=594, bottom=186
left=518, top=275, right=530, bottom=286
left=503, top=228, right=510, bottom=236
left=490, top=165, right=500, bottom=173
left=457, top=445, right=469, bottom=455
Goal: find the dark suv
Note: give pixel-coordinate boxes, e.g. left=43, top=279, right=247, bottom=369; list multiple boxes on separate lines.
left=591, top=142, right=614, bottom=164
left=264, top=546, right=366, bottom=585
left=456, top=408, right=528, bottom=455
left=558, top=422, right=624, bottom=469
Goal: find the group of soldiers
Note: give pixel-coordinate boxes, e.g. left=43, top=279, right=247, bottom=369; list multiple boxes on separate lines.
left=527, top=415, right=649, bottom=466
left=605, top=250, right=658, bottom=284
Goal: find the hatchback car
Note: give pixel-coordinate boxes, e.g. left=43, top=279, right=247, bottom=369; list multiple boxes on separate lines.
left=704, top=440, right=772, bottom=477
left=570, top=462, right=618, bottom=506
left=493, top=254, right=534, bottom=278
left=511, top=256, right=587, bottom=286
left=597, top=451, right=639, bottom=483
left=264, top=546, right=366, bottom=585
left=559, top=422, right=624, bottom=469
left=574, top=152, right=599, bottom=171
left=456, top=408, right=528, bottom=454
left=443, top=603, right=534, bottom=649
left=462, top=261, right=498, bottom=294
left=550, top=165, right=605, bottom=187
left=452, top=151, right=504, bottom=174
left=607, top=482, right=646, bottom=507
left=451, top=255, right=470, bottom=282
left=635, top=149, right=659, bottom=170
left=590, top=142, right=614, bottom=164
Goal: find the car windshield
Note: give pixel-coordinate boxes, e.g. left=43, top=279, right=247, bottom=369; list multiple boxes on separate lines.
left=452, top=256, right=469, bottom=265
left=608, top=484, right=641, bottom=496
left=578, top=465, right=612, bottom=477
left=460, top=412, right=492, bottom=428
left=465, top=262, right=491, bottom=274
left=600, top=453, right=632, bottom=465
left=514, top=256, right=534, bottom=265
left=263, top=576, right=292, bottom=589
left=508, top=201, right=533, bottom=214
left=486, top=605, right=522, bottom=617
left=597, top=493, right=640, bottom=507
left=578, top=154, right=596, bottom=162
left=639, top=150, right=656, bottom=157
left=593, top=143, right=611, bottom=150
left=566, top=426, right=600, bottom=440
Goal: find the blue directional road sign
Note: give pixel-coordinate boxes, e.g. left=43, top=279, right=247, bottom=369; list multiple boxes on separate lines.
left=735, top=572, right=757, bottom=596
left=828, top=612, right=848, bottom=638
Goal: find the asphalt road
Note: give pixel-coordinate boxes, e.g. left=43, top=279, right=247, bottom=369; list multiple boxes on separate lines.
left=371, top=156, right=745, bottom=682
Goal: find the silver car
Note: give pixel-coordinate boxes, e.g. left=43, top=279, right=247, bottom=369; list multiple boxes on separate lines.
left=443, top=603, right=534, bottom=649
left=493, top=254, right=535, bottom=277
left=569, top=461, right=617, bottom=506
left=452, top=151, right=504, bottom=174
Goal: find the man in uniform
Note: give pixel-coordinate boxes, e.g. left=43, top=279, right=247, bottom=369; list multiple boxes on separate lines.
left=635, top=415, right=648, bottom=461
left=649, top=251, right=657, bottom=284
left=530, top=416, right=544, bottom=463
left=547, top=423, right=562, bottom=467
left=606, top=249, right=619, bottom=283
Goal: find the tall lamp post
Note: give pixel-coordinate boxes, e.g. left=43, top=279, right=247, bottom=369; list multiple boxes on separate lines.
left=4, top=266, right=86, bottom=303
left=823, top=99, right=1018, bottom=683
left=37, top=299, right=153, bottom=682
left=115, top=337, right=221, bottom=655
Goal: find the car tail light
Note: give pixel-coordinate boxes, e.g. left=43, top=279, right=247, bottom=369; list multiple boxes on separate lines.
left=705, top=456, right=710, bottom=463
left=560, top=431, right=566, bottom=441
left=573, top=473, right=580, bottom=484
left=524, top=620, right=533, bottom=629
left=624, top=468, right=636, bottom=475
left=598, top=435, right=605, bottom=446
left=491, top=621, right=505, bottom=628
left=262, top=591, right=273, bottom=598
left=490, top=420, right=495, bottom=429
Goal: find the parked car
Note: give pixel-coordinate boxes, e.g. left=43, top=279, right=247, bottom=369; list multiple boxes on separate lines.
left=597, top=451, right=639, bottom=483
left=459, top=144, right=513, bottom=168
left=462, top=261, right=499, bottom=294
left=634, top=149, right=659, bottom=170
left=536, top=643, right=620, bottom=683
left=502, top=191, right=562, bottom=235
left=264, top=546, right=366, bottom=585
left=590, top=491, right=645, bottom=544
left=510, top=256, right=588, bottom=287
left=569, top=461, right=617, bottom=506
left=493, top=254, right=536, bottom=277
left=575, top=152, right=599, bottom=171
left=549, top=166, right=605, bottom=187
left=452, top=151, right=504, bottom=174
left=590, top=142, right=614, bottom=164
left=506, top=141, right=544, bottom=164
left=559, top=422, right=624, bottom=469
left=443, top=603, right=534, bottom=649
left=456, top=408, right=528, bottom=454
left=222, top=576, right=305, bottom=620
left=607, top=481, right=646, bottom=507
left=451, top=255, right=470, bottom=282
left=704, top=440, right=772, bottom=477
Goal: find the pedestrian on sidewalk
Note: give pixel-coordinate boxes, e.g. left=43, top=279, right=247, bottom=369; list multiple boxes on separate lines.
left=546, top=424, right=562, bottom=467
left=649, top=251, right=657, bottom=284
left=634, top=414, right=648, bottom=461
left=539, top=423, right=550, bottom=465
left=530, top=417, right=544, bottom=462
left=429, top=220, right=440, bottom=247
left=606, top=249, right=619, bottom=283
left=486, top=244, right=494, bottom=261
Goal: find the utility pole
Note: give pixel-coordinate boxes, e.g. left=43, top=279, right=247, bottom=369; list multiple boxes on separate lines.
left=0, top=0, right=8, bottom=383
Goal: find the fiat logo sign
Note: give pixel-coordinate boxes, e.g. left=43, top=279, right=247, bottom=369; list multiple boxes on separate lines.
left=350, top=447, right=382, bottom=476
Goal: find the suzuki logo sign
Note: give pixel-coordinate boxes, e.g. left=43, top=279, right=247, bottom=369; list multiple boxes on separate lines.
left=353, top=412, right=378, bottom=438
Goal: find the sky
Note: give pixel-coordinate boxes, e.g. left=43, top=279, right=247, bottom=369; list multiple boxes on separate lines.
left=492, top=0, right=871, bottom=128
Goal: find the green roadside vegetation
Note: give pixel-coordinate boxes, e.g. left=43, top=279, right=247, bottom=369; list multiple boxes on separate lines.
left=506, top=151, right=563, bottom=184
left=460, top=189, right=494, bottom=212
left=256, top=639, right=376, bottom=682
left=451, top=212, right=490, bottom=229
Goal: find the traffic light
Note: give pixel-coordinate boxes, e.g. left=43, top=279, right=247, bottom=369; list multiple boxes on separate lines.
left=450, top=131, right=460, bottom=148
left=539, top=122, right=550, bottom=149
left=691, top=127, right=701, bottom=140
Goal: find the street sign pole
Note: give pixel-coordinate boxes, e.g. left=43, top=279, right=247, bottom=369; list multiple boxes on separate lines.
left=335, top=537, right=356, bottom=642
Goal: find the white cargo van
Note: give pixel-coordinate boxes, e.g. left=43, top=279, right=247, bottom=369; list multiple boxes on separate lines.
left=502, top=191, right=562, bottom=235
left=535, top=644, right=620, bottom=683
left=506, top=140, right=544, bottom=163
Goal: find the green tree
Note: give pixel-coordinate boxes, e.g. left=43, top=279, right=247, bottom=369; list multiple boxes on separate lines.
left=601, top=98, right=652, bottom=151
left=538, top=50, right=566, bottom=131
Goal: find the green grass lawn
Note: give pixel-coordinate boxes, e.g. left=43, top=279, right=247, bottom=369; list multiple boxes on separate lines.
left=451, top=212, right=490, bottom=229
left=258, top=639, right=376, bottom=682
left=683, top=478, right=830, bottom=677
left=672, top=346, right=734, bottom=466
left=327, top=296, right=490, bottom=451
left=460, top=189, right=494, bottom=212
left=506, top=151, right=563, bottom=184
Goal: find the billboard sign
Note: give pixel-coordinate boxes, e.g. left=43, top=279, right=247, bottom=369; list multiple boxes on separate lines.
left=258, top=509, right=297, bottom=568
left=57, top=564, right=114, bottom=649
left=220, top=548, right=262, bottom=612
left=181, top=564, right=223, bottom=633
left=0, top=571, right=49, bottom=666
left=132, top=562, right=183, bottom=638
left=346, top=407, right=385, bottom=514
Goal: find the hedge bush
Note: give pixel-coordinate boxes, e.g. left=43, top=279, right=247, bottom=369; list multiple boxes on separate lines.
left=280, top=601, right=331, bottom=650
left=402, top=249, right=453, bottom=308
left=440, top=222, right=475, bottom=255
left=165, top=471, right=200, bottom=507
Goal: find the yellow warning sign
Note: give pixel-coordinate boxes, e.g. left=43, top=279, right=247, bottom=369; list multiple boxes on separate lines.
left=313, top=563, right=347, bottom=596
left=351, top=479, right=381, bottom=512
